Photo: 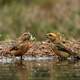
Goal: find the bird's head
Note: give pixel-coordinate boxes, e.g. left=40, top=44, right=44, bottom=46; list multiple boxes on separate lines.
left=46, top=32, right=62, bottom=43
left=18, top=32, right=33, bottom=42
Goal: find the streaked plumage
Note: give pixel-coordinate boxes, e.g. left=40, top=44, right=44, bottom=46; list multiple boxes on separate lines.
left=46, top=32, right=79, bottom=60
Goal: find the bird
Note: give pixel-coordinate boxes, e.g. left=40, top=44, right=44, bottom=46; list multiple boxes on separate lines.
left=46, top=32, right=77, bottom=60
left=9, top=32, right=33, bottom=61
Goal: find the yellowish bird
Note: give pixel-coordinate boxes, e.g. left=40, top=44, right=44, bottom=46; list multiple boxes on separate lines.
left=46, top=32, right=75, bottom=60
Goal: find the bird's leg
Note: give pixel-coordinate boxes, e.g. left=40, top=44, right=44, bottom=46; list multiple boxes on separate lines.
left=6, top=56, right=7, bottom=63
left=21, top=56, right=23, bottom=60
left=58, top=56, right=66, bottom=61
left=20, top=56, right=23, bottom=64
left=1, top=53, right=4, bottom=63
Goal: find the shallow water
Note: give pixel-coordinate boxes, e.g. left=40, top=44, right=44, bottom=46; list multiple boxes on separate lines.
left=0, top=57, right=80, bottom=80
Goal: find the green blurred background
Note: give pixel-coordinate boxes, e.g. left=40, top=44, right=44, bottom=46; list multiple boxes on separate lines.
left=0, top=0, right=80, bottom=41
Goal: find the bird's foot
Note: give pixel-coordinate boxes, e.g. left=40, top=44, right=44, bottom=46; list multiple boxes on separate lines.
left=58, top=56, right=67, bottom=61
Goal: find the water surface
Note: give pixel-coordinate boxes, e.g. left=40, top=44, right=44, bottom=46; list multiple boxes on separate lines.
left=0, top=57, right=80, bottom=80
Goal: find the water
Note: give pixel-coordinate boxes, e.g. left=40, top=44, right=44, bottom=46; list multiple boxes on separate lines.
left=0, top=57, right=80, bottom=80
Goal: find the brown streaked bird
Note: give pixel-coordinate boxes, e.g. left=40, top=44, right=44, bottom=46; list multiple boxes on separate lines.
left=9, top=32, right=32, bottom=60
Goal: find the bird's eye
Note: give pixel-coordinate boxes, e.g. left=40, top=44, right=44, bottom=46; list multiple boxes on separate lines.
left=49, top=34, right=52, bottom=36
left=62, top=41, right=66, bottom=44
left=24, top=33, right=28, bottom=35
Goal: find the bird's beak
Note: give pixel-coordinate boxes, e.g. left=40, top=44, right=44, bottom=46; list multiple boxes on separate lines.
left=30, top=35, right=36, bottom=41
left=30, top=35, right=33, bottom=40
left=45, top=34, right=49, bottom=38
